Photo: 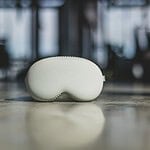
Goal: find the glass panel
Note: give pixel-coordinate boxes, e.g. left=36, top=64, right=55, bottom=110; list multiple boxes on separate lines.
left=0, top=0, right=65, bottom=8
left=108, top=0, right=148, bottom=6
left=0, top=9, right=31, bottom=59
left=39, top=9, right=59, bottom=57
left=39, top=0, right=65, bottom=7
left=105, top=8, right=145, bottom=58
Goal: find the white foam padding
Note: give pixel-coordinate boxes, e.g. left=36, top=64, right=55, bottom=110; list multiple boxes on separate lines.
left=25, top=57, right=105, bottom=101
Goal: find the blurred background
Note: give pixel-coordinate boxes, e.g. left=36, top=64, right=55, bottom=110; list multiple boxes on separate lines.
left=0, top=0, right=150, bottom=83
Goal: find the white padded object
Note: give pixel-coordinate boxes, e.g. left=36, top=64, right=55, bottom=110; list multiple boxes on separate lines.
left=25, top=56, right=105, bottom=101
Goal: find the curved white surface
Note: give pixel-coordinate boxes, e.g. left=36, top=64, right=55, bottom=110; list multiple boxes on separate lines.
left=25, top=57, right=105, bottom=101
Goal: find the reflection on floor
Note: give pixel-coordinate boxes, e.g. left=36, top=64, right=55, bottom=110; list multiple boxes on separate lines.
left=0, top=82, right=150, bottom=150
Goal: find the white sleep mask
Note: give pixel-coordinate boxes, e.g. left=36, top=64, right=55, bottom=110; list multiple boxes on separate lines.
left=25, top=56, right=105, bottom=101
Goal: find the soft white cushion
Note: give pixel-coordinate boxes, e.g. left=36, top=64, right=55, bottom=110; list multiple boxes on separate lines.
left=25, top=56, right=105, bottom=101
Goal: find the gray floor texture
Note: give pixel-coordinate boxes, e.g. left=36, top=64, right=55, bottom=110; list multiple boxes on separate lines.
left=0, top=82, right=150, bottom=150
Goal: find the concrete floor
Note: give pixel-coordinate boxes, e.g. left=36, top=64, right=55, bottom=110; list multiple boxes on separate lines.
left=0, top=82, right=150, bottom=150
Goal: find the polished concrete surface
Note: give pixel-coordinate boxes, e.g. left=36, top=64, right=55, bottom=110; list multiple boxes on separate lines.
left=0, top=82, right=150, bottom=150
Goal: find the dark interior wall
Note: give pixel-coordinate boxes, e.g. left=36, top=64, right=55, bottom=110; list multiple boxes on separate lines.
left=58, top=0, right=97, bottom=58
